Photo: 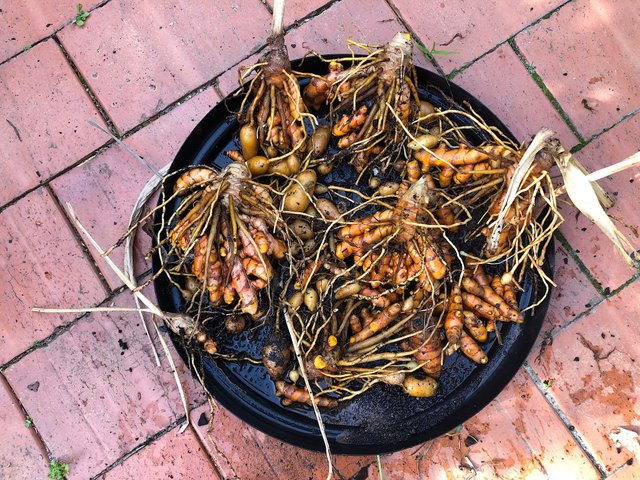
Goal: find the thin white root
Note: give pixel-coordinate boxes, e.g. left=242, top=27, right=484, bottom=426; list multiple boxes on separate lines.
left=283, top=311, right=333, bottom=480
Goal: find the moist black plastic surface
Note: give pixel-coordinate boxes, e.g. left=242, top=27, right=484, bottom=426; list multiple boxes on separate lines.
left=152, top=55, right=554, bottom=455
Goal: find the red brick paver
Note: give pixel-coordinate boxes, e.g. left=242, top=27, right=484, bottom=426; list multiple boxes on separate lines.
left=265, top=0, right=330, bottom=27
left=534, top=242, right=602, bottom=340
left=99, top=428, right=220, bottom=479
left=0, top=0, right=102, bottom=62
left=1, top=1, right=639, bottom=478
left=455, top=45, right=578, bottom=148
left=0, top=375, right=49, bottom=480
left=517, top=0, right=640, bottom=139
left=530, top=280, right=640, bottom=473
left=216, top=0, right=434, bottom=97
left=378, top=369, right=598, bottom=479
left=393, top=0, right=567, bottom=74
left=558, top=112, right=640, bottom=292
left=0, top=39, right=107, bottom=206
left=190, top=401, right=375, bottom=479
left=609, top=462, right=640, bottom=480
left=51, top=88, right=219, bottom=288
left=3, top=292, right=203, bottom=479
left=0, top=188, right=106, bottom=365
left=58, top=0, right=271, bottom=133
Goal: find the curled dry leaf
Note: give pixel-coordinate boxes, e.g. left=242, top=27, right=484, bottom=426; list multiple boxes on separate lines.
left=553, top=141, right=638, bottom=266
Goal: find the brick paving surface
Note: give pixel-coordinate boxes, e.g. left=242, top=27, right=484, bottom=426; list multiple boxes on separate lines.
left=1, top=1, right=639, bottom=479
left=0, top=39, right=108, bottom=206
left=0, top=375, right=49, bottom=480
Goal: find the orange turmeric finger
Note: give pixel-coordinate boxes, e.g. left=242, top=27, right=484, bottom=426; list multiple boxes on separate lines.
left=434, top=206, right=458, bottom=232
left=471, top=161, right=491, bottom=180
left=406, top=160, right=421, bottom=184
left=237, top=228, right=261, bottom=259
left=303, top=61, right=345, bottom=110
left=472, top=266, right=491, bottom=287
left=424, top=244, right=446, bottom=280
left=337, top=210, right=393, bottom=240
left=295, top=256, right=323, bottom=290
left=407, top=240, right=423, bottom=265
left=275, top=381, right=338, bottom=408
left=334, top=114, right=353, bottom=137
left=415, top=144, right=512, bottom=169
left=453, top=164, right=474, bottom=185
left=461, top=276, right=523, bottom=323
left=444, top=286, right=464, bottom=344
left=349, top=314, right=362, bottom=334
left=251, top=278, right=268, bottom=289
left=223, top=282, right=235, bottom=305
left=459, top=330, right=488, bottom=364
left=337, top=131, right=358, bottom=149
left=242, top=256, right=272, bottom=282
left=209, top=287, right=224, bottom=305
left=335, top=240, right=355, bottom=260
left=463, top=311, right=488, bottom=342
left=174, top=167, right=216, bottom=193
left=359, top=287, right=390, bottom=309
left=332, top=105, right=367, bottom=136
left=394, top=266, right=409, bottom=285
left=191, top=236, right=209, bottom=278
left=438, top=166, right=454, bottom=188
left=362, top=225, right=394, bottom=245
left=412, top=332, right=443, bottom=379
left=251, top=229, right=270, bottom=254
left=349, top=303, right=402, bottom=344
left=230, top=257, right=259, bottom=315
left=503, top=282, right=518, bottom=309
left=491, top=275, right=504, bottom=298
left=225, top=149, right=245, bottom=164
left=461, top=292, right=498, bottom=320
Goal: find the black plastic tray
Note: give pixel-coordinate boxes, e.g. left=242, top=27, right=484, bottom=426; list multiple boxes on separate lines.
left=153, top=55, right=553, bottom=455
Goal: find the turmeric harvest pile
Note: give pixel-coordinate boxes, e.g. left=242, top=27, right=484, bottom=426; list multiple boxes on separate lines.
left=150, top=28, right=630, bottom=411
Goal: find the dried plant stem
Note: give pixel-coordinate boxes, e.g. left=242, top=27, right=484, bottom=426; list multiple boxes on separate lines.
left=124, top=164, right=171, bottom=367
left=271, top=0, right=285, bottom=37
left=586, top=151, right=640, bottom=181
left=487, top=128, right=554, bottom=254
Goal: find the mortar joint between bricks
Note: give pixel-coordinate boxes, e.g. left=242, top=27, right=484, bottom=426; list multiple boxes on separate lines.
left=284, top=0, right=344, bottom=31
left=553, top=231, right=606, bottom=295
left=0, top=0, right=115, bottom=69
left=572, top=106, right=640, bottom=154
left=508, top=38, right=586, bottom=144
left=45, top=185, right=113, bottom=294
left=522, top=363, right=609, bottom=477
left=382, top=0, right=446, bottom=77
left=0, top=285, right=128, bottom=372
left=0, top=373, right=54, bottom=460
left=89, top=417, right=189, bottom=480
left=52, top=34, right=121, bottom=138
